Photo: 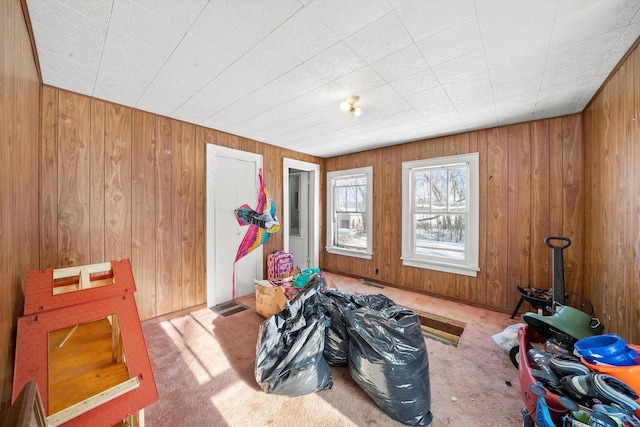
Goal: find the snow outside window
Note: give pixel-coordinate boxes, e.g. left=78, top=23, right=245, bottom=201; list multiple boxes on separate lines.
left=401, top=153, right=479, bottom=276
left=326, top=166, right=373, bottom=259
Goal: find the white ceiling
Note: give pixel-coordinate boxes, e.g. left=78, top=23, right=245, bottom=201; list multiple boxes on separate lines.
left=26, top=0, right=640, bottom=158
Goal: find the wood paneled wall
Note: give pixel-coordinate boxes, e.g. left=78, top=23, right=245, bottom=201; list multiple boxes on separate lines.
left=39, top=86, right=323, bottom=321
left=0, top=0, right=41, bottom=419
left=583, top=40, right=640, bottom=343
left=323, top=115, right=584, bottom=314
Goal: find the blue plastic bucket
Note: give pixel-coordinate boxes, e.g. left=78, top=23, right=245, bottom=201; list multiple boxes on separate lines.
left=575, top=334, right=639, bottom=366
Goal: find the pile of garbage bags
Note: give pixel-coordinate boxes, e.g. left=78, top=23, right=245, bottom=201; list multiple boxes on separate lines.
left=255, top=275, right=433, bottom=426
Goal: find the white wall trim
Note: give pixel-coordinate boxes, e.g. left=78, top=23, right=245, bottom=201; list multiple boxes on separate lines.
left=283, top=158, right=320, bottom=268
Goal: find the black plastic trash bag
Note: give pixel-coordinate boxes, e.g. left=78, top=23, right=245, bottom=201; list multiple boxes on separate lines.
left=320, top=290, right=356, bottom=366
left=351, top=293, right=396, bottom=311
left=255, top=284, right=333, bottom=396
left=346, top=305, right=433, bottom=426
left=320, top=291, right=398, bottom=366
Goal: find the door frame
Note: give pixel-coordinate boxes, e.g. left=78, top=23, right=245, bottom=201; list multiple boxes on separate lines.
left=282, top=158, right=320, bottom=269
left=206, top=144, right=263, bottom=307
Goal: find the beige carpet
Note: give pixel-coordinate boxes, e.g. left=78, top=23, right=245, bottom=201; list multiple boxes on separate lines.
left=142, top=273, right=524, bottom=426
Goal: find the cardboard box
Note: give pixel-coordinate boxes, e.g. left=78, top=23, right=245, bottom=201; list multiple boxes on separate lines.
left=254, top=280, right=288, bottom=318
left=253, top=278, right=339, bottom=319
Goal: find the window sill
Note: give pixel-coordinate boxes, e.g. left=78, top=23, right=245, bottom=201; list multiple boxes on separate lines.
left=326, top=247, right=373, bottom=260
left=401, top=256, right=478, bottom=277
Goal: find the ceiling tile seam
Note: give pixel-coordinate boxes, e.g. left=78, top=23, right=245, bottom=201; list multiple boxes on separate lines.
left=200, top=13, right=392, bottom=137
left=468, top=0, right=497, bottom=131
left=92, top=0, right=115, bottom=98
left=168, top=3, right=307, bottom=120
left=133, top=0, right=212, bottom=110
left=196, top=61, right=333, bottom=131
left=226, top=36, right=374, bottom=138
left=532, top=0, right=560, bottom=117
left=392, top=9, right=471, bottom=126
left=305, top=8, right=390, bottom=99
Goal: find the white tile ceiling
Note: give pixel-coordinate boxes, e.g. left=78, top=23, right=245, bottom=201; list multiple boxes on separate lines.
left=26, top=0, right=640, bottom=158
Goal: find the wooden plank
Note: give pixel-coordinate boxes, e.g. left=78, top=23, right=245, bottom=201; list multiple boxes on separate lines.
left=48, top=376, right=139, bottom=426
left=506, top=123, right=531, bottom=308
left=53, top=262, right=112, bottom=281
left=131, top=110, right=157, bottom=320
left=475, top=130, right=488, bottom=306
left=460, top=132, right=479, bottom=303
left=5, top=381, right=47, bottom=427
left=195, top=127, right=207, bottom=305
left=608, top=69, right=626, bottom=334
left=89, top=98, right=106, bottom=264
left=632, top=46, right=640, bottom=344
left=40, top=86, right=59, bottom=268
left=561, top=115, right=583, bottom=297
left=104, top=103, right=132, bottom=261
left=181, top=123, right=196, bottom=308
left=57, top=90, right=91, bottom=267
left=155, top=116, right=173, bottom=316
left=530, top=120, right=551, bottom=291
left=171, top=120, right=183, bottom=312
left=485, top=127, right=508, bottom=308
left=2, top=2, right=41, bottom=419
left=443, top=133, right=461, bottom=156
left=598, top=70, right=617, bottom=331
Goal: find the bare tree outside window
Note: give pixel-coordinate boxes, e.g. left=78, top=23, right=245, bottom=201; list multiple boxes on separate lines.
left=412, top=165, right=467, bottom=260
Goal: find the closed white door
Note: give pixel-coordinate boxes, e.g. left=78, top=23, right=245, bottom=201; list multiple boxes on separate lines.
left=206, top=146, right=263, bottom=307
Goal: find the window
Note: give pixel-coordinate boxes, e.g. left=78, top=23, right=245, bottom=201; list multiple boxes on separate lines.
left=402, top=153, right=479, bottom=276
left=326, top=166, right=373, bottom=259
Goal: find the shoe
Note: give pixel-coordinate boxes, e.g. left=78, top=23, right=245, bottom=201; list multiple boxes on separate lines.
left=560, top=373, right=640, bottom=414
left=549, top=353, right=591, bottom=377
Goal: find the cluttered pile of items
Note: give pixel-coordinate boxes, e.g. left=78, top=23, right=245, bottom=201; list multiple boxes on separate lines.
left=510, top=238, right=640, bottom=427
left=252, top=251, right=433, bottom=426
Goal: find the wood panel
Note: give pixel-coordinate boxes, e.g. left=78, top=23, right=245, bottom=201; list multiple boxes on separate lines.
left=170, top=120, right=183, bottom=312
left=583, top=40, right=640, bottom=342
left=131, top=110, right=156, bottom=320
left=155, top=116, right=173, bottom=316
left=40, top=86, right=58, bottom=268
left=561, top=115, right=583, bottom=297
left=39, top=87, right=322, bottom=323
left=89, top=99, right=106, bottom=263
left=484, top=126, right=509, bottom=309
left=507, top=123, right=531, bottom=310
left=633, top=45, right=640, bottom=344
left=475, top=131, right=488, bottom=306
left=530, top=120, right=551, bottom=291
left=104, top=103, right=132, bottom=260
left=181, top=123, right=196, bottom=309
left=324, top=116, right=583, bottom=314
left=1, top=0, right=41, bottom=420
left=194, top=127, right=207, bottom=305
left=57, top=90, right=90, bottom=267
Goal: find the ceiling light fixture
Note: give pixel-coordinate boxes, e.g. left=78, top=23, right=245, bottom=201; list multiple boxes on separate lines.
left=340, top=96, right=362, bottom=117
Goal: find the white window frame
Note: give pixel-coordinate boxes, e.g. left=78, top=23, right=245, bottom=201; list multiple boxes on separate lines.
left=326, top=166, right=373, bottom=259
left=401, top=153, right=479, bottom=277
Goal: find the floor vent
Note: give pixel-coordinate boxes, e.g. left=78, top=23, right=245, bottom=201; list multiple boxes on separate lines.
left=411, top=310, right=465, bottom=347
left=357, top=279, right=384, bottom=289
left=210, top=301, right=247, bottom=317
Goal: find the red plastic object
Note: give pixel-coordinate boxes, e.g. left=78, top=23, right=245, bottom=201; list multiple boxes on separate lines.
left=23, top=259, right=136, bottom=316
left=518, top=324, right=568, bottom=425
left=12, top=259, right=158, bottom=427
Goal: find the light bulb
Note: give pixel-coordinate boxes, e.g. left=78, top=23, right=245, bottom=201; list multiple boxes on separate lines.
left=340, top=100, right=350, bottom=111
left=353, top=107, right=362, bottom=117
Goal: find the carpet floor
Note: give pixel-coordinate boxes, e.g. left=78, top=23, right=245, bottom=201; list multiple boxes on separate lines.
left=142, top=273, right=524, bottom=426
